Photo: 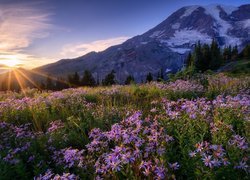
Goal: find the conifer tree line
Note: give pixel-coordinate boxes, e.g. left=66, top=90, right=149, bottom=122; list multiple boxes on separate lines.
left=42, top=68, right=165, bottom=91
left=186, top=40, right=250, bottom=72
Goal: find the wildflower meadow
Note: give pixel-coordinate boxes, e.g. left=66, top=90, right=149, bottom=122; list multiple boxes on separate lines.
left=0, top=73, right=249, bottom=179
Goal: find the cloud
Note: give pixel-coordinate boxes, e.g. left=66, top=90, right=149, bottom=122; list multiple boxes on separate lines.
left=0, top=3, right=52, bottom=69
left=61, top=36, right=129, bottom=58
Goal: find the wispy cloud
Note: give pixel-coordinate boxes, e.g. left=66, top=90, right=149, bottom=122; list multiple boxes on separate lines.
left=0, top=3, right=52, bottom=70
left=61, top=37, right=129, bottom=58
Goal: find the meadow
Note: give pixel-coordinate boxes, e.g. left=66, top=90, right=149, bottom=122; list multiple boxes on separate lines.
left=0, top=73, right=249, bottom=179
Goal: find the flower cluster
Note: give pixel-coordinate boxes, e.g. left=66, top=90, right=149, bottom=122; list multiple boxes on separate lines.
left=163, top=98, right=211, bottom=120
left=208, top=74, right=250, bottom=94
left=234, top=158, right=249, bottom=172
left=35, top=169, right=78, bottom=180
left=47, top=120, right=64, bottom=133
left=228, top=135, right=248, bottom=150
left=164, top=94, right=250, bottom=121
left=52, top=147, right=85, bottom=169
left=213, top=94, right=250, bottom=109
left=153, top=80, right=204, bottom=93
left=86, top=112, right=176, bottom=179
left=190, top=141, right=230, bottom=168
left=0, top=122, right=34, bottom=164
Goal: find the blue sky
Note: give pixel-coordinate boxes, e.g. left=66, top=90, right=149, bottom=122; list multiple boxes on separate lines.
left=0, top=0, right=249, bottom=68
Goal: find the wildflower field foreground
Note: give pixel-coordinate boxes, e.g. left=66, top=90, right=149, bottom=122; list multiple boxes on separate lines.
left=0, top=73, right=249, bottom=179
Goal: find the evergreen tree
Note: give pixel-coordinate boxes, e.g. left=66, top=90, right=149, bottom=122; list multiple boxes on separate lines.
left=102, top=70, right=116, bottom=86
left=81, top=70, right=96, bottom=86
left=209, top=39, right=222, bottom=70
left=73, top=72, right=80, bottom=86
left=194, top=41, right=205, bottom=71
left=160, top=68, right=164, bottom=80
left=124, top=75, right=135, bottom=85
left=146, top=72, right=153, bottom=82
left=231, top=45, right=238, bottom=60
left=186, top=52, right=193, bottom=67
left=68, top=72, right=80, bottom=87
left=223, top=46, right=232, bottom=62
left=202, top=43, right=211, bottom=71
left=55, top=77, right=68, bottom=90
left=242, top=45, right=250, bottom=59
left=157, top=69, right=164, bottom=82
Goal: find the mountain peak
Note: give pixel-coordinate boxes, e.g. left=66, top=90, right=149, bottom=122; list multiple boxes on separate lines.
left=35, top=4, right=250, bottom=83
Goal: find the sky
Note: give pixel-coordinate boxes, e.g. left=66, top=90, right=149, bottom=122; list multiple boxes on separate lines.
left=0, top=0, right=249, bottom=69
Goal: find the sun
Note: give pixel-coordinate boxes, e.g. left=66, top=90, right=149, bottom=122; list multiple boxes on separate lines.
left=1, top=55, right=21, bottom=68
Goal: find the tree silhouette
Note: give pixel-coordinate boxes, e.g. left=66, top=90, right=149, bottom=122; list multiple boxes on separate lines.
left=209, top=39, right=222, bottom=70
left=146, top=72, right=153, bottom=82
left=124, top=75, right=135, bottom=85
left=81, top=70, right=96, bottom=86
left=231, top=45, right=238, bottom=60
left=68, top=72, right=80, bottom=87
left=102, top=70, right=116, bottom=86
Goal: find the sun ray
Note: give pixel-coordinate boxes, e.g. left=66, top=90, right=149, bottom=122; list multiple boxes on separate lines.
left=13, top=70, right=41, bottom=131
left=16, top=69, right=42, bottom=90
left=13, top=70, right=26, bottom=95
left=7, top=70, right=12, bottom=91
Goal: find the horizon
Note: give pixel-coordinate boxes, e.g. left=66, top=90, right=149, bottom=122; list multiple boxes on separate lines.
left=0, top=0, right=249, bottom=71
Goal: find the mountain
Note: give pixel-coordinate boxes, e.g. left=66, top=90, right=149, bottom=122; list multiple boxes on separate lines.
left=16, top=4, right=250, bottom=83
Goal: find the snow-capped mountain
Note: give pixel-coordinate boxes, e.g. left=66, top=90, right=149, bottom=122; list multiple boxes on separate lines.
left=36, top=4, right=250, bottom=82
left=143, top=4, right=249, bottom=53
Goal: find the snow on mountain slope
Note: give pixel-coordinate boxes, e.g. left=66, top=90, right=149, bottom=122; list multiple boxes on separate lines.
left=147, top=4, right=248, bottom=50
left=180, top=5, right=199, bottom=18
left=204, top=5, right=240, bottom=45
left=166, top=29, right=212, bottom=50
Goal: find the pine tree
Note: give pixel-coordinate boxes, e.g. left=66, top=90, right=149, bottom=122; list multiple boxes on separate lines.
left=209, top=39, right=222, bottom=70
left=231, top=45, right=238, bottom=60
left=55, top=77, right=68, bottom=90
left=242, top=45, right=250, bottom=59
left=146, top=72, right=153, bottom=82
left=202, top=43, right=211, bottom=71
left=81, top=70, right=96, bottom=86
left=186, top=53, right=193, bottom=67
left=68, top=72, right=80, bottom=87
left=157, top=69, right=164, bottom=82
left=73, top=72, right=80, bottom=86
left=102, top=70, right=116, bottom=86
left=194, top=41, right=205, bottom=71
left=124, top=75, right=135, bottom=85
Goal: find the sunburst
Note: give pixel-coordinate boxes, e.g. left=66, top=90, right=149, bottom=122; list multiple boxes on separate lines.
left=1, top=55, right=21, bottom=69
